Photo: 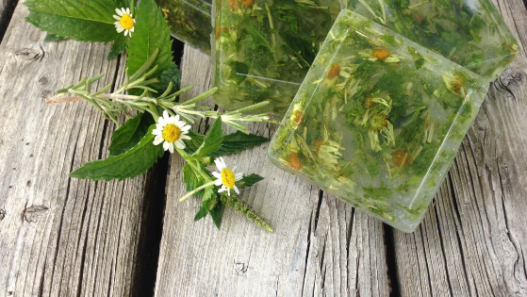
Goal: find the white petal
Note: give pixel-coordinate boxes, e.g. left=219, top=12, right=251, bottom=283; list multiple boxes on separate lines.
left=233, top=185, right=240, bottom=194
left=212, top=172, right=221, bottom=178
left=126, top=8, right=131, bottom=15
left=116, top=8, right=124, bottom=16
left=219, top=157, right=227, bottom=169
left=113, top=15, right=121, bottom=21
left=130, top=27, right=135, bottom=32
left=227, top=188, right=231, bottom=196
left=181, top=125, right=191, bottom=132
left=128, top=31, right=132, bottom=38
left=215, top=178, right=223, bottom=186
left=218, top=186, right=226, bottom=193
left=175, top=140, right=186, bottom=149
left=174, top=115, right=180, bottom=122
left=153, top=136, right=164, bottom=145
left=180, top=135, right=191, bottom=141
left=235, top=173, right=243, bottom=180
left=163, top=142, right=170, bottom=151
left=163, top=110, right=170, bottom=120
left=215, top=158, right=225, bottom=171
left=168, top=144, right=174, bottom=154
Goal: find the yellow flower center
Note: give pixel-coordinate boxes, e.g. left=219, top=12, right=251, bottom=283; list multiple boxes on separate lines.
left=221, top=168, right=236, bottom=189
left=120, top=14, right=134, bottom=30
left=162, top=124, right=181, bottom=143
left=369, top=113, right=389, bottom=132
left=373, top=49, right=390, bottom=61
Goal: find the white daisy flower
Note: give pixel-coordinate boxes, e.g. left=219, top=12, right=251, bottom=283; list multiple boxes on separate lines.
left=152, top=111, right=192, bottom=153
left=113, top=8, right=135, bottom=37
left=212, top=157, right=243, bottom=196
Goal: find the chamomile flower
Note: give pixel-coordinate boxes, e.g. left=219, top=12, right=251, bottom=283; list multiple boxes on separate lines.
left=152, top=111, right=191, bottom=153
left=113, top=8, right=135, bottom=37
left=358, top=48, right=400, bottom=63
left=212, top=157, right=243, bottom=196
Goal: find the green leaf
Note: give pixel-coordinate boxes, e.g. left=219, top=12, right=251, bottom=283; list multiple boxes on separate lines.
left=25, top=0, right=120, bottom=43
left=70, top=125, right=163, bottom=181
left=183, top=163, right=200, bottom=192
left=192, top=117, right=224, bottom=159
left=108, top=34, right=128, bottom=60
left=194, top=199, right=211, bottom=221
left=44, top=33, right=67, bottom=42
left=108, top=113, right=155, bottom=156
left=151, top=64, right=181, bottom=95
left=194, top=193, right=224, bottom=229
left=210, top=131, right=269, bottom=157
left=184, top=130, right=268, bottom=158
left=126, top=0, right=173, bottom=78
left=237, top=174, right=264, bottom=189
left=183, top=130, right=205, bottom=155
left=209, top=203, right=225, bottom=229
left=182, top=163, right=211, bottom=196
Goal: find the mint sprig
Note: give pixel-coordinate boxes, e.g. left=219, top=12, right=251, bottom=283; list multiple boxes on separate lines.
left=126, top=0, right=173, bottom=77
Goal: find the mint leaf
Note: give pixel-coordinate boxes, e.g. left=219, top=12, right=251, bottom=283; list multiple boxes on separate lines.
left=183, top=163, right=211, bottom=197
left=108, top=34, right=128, bottom=60
left=70, top=125, right=163, bottom=181
left=183, top=163, right=200, bottom=193
left=194, top=199, right=210, bottom=221
left=184, top=129, right=268, bottom=158
left=183, top=130, right=205, bottom=155
left=108, top=113, right=154, bottom=156
left=237, top=174, right=264, bottom=189
left=210, top=131, right=269, bottom=157
left=192, top=117, right=224, bottom=159
left=209, top=203, right=224, bottom=229
left=25, top=0, right=120, bottom=43
left=44, top=33, right=66, bottom=42
left=151, top=64, right=181, bottom=95
left=126, top=0, right=173, bottom=78
left=194, top=193, right=224, bottom=229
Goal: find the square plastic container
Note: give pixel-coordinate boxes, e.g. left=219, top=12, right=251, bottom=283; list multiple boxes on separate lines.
left=268, top=10, right=489, bottom=232
left=211, top=0, right=342, bottom=116
left=157, top=0, right=213, bottom=53
left=341, top=0, right=519, bottom=81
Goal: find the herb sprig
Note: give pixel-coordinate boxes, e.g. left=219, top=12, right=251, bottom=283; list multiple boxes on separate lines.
left=25, top=0, right=275, bottom=230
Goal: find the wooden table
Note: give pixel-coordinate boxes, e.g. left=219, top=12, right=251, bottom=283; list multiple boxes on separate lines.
left=1, top=0, right=526, bottom=296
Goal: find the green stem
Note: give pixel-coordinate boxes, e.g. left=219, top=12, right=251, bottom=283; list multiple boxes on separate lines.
left=180, top=181, right=216, bottom=202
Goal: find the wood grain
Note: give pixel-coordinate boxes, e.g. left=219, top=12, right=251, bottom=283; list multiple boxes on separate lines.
left=154, top=47, right=390, bottom=297
left=0, top=2, right=156, bottom=296
left=393, top=1, right=527, bottom=296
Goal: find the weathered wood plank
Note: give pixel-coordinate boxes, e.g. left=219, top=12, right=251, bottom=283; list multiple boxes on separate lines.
left=0, top=2, right=157, bottom=296
left=394, top=1, right=527, bottom=296
left=154, top=46, right=390, bottom=296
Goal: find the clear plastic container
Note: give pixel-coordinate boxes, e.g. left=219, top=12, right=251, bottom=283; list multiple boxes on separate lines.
left=212, top=0, right=518, bottom=117
left=211, top=0, right=342, bottom=116
left=340, top=0, right=519, bottom=81
left=268, top=10, right=489, bottom=232
left=157, top=0, right=213, bottom=53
